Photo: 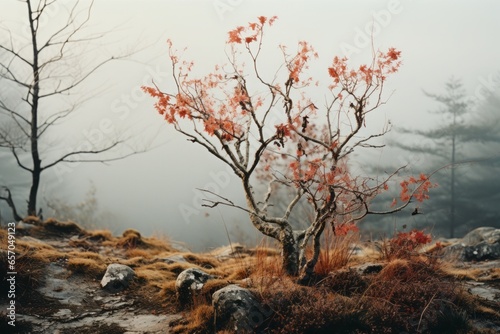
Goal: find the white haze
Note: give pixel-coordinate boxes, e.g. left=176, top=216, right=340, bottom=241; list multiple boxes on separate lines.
left=1, top=0, right=499, bottom=250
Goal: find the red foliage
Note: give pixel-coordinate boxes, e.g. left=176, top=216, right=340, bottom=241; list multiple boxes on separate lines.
left=392, top=174, right=437, bottom=207
left=384, top=229, right=432, bottom=259
left=335, top=222, right=359, bottom=236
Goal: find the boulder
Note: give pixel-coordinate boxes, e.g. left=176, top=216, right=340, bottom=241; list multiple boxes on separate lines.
left=462, top=227, right=500, bottom=245
left=463, top=242, right=500, bottom=261
left=175, top=268, right=215, bottom=307
left=213, top=244, right=250, bottom=260
left=101, top=264, right=136, bottom=293
left=16, top=220, right=35, bottom=231
left=212, top=284, right=271, bottom=333
left=443, top=227, right=500, bottom=261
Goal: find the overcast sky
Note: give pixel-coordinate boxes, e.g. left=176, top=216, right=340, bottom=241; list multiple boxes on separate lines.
left=2, top=0, right=499, bottom=249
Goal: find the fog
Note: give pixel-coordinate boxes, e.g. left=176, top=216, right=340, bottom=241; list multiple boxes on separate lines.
left=1, top=0, right=499, bottom=250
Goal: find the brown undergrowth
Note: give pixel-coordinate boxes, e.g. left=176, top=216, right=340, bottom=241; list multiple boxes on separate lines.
left=256, top=254, right=495, bottom=333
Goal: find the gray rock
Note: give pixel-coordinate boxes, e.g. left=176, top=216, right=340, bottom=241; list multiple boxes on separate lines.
left=212, top=284, right=272, bottom=333
left=468, top=283, right=500, bottom=302
left=159, top=254, right=188, bottom=264
left=443, top=227, right=500, bottom=262
left=175, top=268, right=215, bottom=307
left=213, top=244, right=249, bottom=260
left=442, top=242, right=467, bottom=261
left=463, top=242, right=500, bottom=261
left=101, top=264, right=136, bottom=292
left=20, top=236, right=49, bottom=245
left=462, top=227, right=499, bottom=245
left=16, top=220, right=35, bottom=230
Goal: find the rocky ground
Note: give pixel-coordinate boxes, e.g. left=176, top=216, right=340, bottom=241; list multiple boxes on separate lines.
left=1, top=220, right=184, bottom=333
left=1, top=220, right=499, bottom=333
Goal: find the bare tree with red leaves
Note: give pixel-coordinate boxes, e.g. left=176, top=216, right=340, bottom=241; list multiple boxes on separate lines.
left=143, top=16, right=434, bottom=281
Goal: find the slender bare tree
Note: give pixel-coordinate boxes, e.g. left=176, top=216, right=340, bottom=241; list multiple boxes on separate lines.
left=0, top=0, right=139, bottom=220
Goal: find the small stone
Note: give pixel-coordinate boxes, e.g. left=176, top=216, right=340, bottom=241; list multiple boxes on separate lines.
left=175, top=268, right=215, bottom=307
left=101, top=264, right=136, bottom=293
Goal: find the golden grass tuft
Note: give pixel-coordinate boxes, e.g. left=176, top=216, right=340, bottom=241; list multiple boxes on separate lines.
left=123, top=228, right=141, bottom=239
left=67, top=238, right=94, bottom=249
left=67, top=257, right=107, bottom=278
left=107, top=229, right=175, bottom=254
left=121, top=256, right=150, bottom=267
left=314, top=230, right=359, bottom=276
left=182, top=253, right=219, bottom=270
left=115, top=229, right=143, bottom=248
left=23, top=215, right=42, bottom=225
left=378, top=256, right=442, bottom=282
left=87, top=229, right=113, bottom=241
left=65, top=250, right=107, bottom=278
left=125, top=248, right=154, bottom=259
left=135, top=262, right=179, bottom=287
left=252, top=253, right=283, bottom=277
left=196, top=279, right=230, bottom=304
left=213, top=257, right=254, bottom=281
left=42, top=218, right=84, bottom=234
left=159, top=280, right=177, bottom=301
left=67, top=250, right=103, bottom=260
left=16, top=239, right=64, bottom=263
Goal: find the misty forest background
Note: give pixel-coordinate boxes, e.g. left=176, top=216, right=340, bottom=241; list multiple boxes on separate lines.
left=1, top=1, right=500, bottom=251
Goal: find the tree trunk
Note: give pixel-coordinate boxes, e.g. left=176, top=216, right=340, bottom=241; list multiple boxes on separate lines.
left=0, top=188, right=23, bottom=221
left=279, top=226, right=299, bottom=276
left=450, top=114, right=457, bottom=238
left=297, top=219, right=326, bottom=284
left=242, top=178, right=300, bottom=276
left=450, top=142, right=455, bottom=238
left=27, top=0, right=41, bottom=217
left=27, top=168, right=40, bottom=216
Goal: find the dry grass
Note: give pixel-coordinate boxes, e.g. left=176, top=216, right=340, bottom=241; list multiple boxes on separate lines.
left=314, top=230, right=359, bottom=276
left=42, top=218, right=84, bottom=234
left=0, top=229, right=63, bottom=300
left=16, top=238, right=64, bottom=263
left=87, top=229, right=113, bottom=241
left=101, top=228, right=176, bottom=256
left=65, top=250, right=107, bottom=278
left=260, top=281, right=366, bottom=334
left=256, top=255, right=480, bottom=333
left=212, top=257, right=254, bottom=281
left=171, top=304, right=215, bottom=334
left=181, top=253, right=220, bottom=270
left=67, top=257, right=107, bottom=278
left=3, top=221, right=498, bottom=333
left=125, top=248, right=154, bottom=259
left=114, top=229, right=144, bottom=248
left=23, top=215, right=42, bottom=225
left=159, top=280, right=177, bottom=302
left=440, top=261, right=500, bottom=282
left=135, top=262, right=179, bottom=286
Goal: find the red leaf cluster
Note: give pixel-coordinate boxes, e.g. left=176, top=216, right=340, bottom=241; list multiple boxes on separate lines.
left=391, top=229, right=432, bottom=252
left=392, top=174, right=437, bottom=207
left=227, top=16, right=277, bottom=44
left=327, top=48, right=402, bottom=90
